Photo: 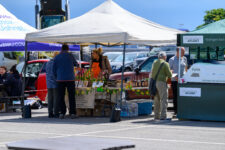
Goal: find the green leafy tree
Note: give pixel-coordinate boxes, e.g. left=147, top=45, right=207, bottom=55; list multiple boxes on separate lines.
left=197, top=8, right=225, bottom=29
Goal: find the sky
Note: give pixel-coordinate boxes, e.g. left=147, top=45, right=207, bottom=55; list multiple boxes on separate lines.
left=0, top=0, right=225, bottom=31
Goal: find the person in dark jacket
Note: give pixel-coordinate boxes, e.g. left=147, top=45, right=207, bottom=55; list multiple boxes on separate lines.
left=0, top=66, right=8, bottom=84
left=0, top=66, right=9, bottom=97
left=53, top=44, right=78, bottom=119
left=46, top=52, right=59, bottom=118
left=3, top=65, right=22, bottom=96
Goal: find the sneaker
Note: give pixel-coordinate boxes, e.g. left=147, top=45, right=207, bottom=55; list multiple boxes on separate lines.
left=160, top=118, right=172, bottom=121
left=59, top=114, right=65, bottom=119
left=54, top=114, right=59, bottom=118
left=70, top=114, right=77, bottom=119
left=172, top=114, right=177, bottom=119
left=48, top=113, right=54, bottom=118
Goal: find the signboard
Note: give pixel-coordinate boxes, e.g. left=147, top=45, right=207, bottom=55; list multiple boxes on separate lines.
left=183, top=36, right=203, bottom=44
left=179, top=87, right=201, bottom=97
left=179, top=34, right=225, bottom=47
left=183, top=63, right=225, bottom=83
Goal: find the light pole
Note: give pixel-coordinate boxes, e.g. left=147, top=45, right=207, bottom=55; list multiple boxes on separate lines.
left=35, top=0, right=39, bottom=29
left=65, top=0, right=70, bottom=20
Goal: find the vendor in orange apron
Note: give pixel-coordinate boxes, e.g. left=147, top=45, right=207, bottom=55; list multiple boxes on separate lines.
left=90, top=48, right=112, bottom=79
left=91, top=62, right=101, bottom=79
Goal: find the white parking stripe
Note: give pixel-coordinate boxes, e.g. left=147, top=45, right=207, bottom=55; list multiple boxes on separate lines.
left=0, top=130, right=65, bottom=136
left=80, top=134, right=225, bottom=146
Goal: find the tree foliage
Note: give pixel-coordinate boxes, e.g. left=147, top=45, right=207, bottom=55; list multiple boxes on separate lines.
left=197, top=8, right=225, bottom=29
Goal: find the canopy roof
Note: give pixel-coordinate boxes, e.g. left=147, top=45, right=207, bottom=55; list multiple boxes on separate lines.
left=0, top=4, right=35, bottom=39
left=188, top=19, right=225, bottom=34
left=178, top=19, right=225, bottom=47
left=26, top=0, right=183, bottom=46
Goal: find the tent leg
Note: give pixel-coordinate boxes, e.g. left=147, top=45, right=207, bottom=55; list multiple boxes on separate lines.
left=119, top=44, right=126, bottom=108
left=22, top=41, right=28, bottom=107
left=79, top=46, right=82, bottom=68
left=110, top=44, right=126, bottom=122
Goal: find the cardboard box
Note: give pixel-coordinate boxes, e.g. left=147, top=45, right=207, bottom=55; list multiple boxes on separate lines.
left=76, top=108, right=93, bottom=117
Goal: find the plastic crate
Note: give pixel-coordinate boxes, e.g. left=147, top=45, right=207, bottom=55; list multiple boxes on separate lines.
left=137, top=102, right=153, bottom=116
left=120, top=102, right=138, bottom=117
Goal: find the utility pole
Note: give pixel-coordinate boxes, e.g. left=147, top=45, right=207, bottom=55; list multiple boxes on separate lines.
left=35, top=0, right=39, bottom=29
left=65, top=0, right=70, bottom=20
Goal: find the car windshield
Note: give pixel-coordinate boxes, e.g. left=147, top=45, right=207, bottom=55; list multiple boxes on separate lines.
left=104, top=53, right=121, bottom=61
left=149, top=46, right=177, bottom=56
left=140, top=56, right=158, bottom=72
left=16, top=62, right=25, bottom=74
left=113, top=53, right=137, bottom=62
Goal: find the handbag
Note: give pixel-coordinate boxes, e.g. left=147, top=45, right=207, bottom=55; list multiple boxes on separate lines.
left=149, top=62, right=165, bottom=96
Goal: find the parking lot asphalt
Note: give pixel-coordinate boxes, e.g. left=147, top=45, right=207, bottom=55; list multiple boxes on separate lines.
left=0, top=108, right=225, bottom=150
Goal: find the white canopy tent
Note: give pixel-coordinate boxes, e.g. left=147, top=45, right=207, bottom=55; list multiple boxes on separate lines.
left=25, top=0, right=183, bottom=119
left=0, top=4, right=35, bottom=40
left=26, top=0, right=183, bottom=46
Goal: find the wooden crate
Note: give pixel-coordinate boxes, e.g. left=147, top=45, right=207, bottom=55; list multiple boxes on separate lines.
left=76, top=108, right=93, bottom=117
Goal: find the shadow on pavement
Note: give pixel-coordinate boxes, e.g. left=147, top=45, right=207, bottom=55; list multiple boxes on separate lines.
left=131, top=118, right=225, bottom=129
left=0, top=110, right=111, bottom=125
left=1, top=108, right=225, bottom=128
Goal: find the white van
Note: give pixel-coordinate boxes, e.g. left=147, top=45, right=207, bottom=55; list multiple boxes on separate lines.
left=0, top=52, right=18, bottom=70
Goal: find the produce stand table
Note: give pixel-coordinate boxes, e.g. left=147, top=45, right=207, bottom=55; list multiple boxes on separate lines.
left=74, top=87, right=121, bottom=117
left=125, top=87, right=150, bottom=100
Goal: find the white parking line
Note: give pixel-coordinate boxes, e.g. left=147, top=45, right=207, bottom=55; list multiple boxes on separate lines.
left=1, top=126, right=225, bottom=147
left=80, top=134, right=225, bottom=146
left=0, top=130, right=65, bottom=136
left=50, top=125, right=150, bottom=138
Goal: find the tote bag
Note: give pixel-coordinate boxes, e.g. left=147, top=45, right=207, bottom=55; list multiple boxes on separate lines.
left=149, top=62, right=164, bottom=96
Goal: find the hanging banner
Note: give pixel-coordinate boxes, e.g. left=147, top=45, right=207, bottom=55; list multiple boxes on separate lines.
left=0, top=39, right=80, bottom=51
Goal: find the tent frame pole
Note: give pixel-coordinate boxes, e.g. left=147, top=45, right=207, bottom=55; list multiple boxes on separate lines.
left=178, top=47, right=181, bottom=83
left=22, top=41, right=28, bottom=107
left=119, top=43, right=126, bottom=108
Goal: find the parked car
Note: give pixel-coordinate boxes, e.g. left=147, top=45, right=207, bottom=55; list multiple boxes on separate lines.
left=110, top=52, right=149, bottom=73
left=133, top=57, right=148, bottom=68
left=149, top=46, right=177, bottom=56
left=109, top=53, right=192, bottom=99
left=18, top=59, right=89, bottom=102
left=103, top=52, right=122, bottom=62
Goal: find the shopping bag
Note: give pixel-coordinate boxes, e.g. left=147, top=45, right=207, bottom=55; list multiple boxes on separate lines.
left=22, top=105, right=31, bottom=118
left=149, top=78, right=157, bottom=96
left=110, top=106, right=121, bottom=122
